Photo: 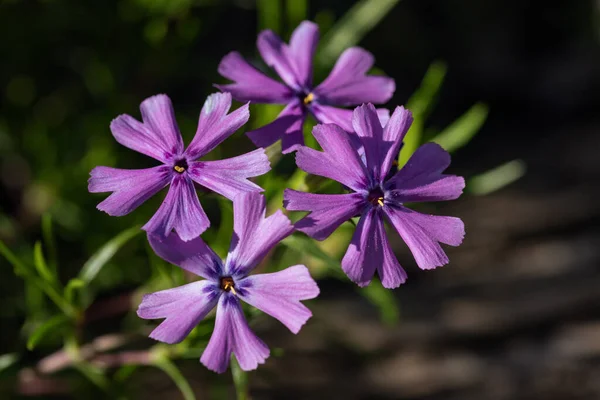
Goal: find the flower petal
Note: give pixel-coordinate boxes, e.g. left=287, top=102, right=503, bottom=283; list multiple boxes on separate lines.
left=257, top=29, right=301, bottom=91
left=385, top=205, right=465, bottom=270
left=246, top=102, right=306, bottom=154
left=352, top=103, right=386, bottom=181
left=310, top=104, right=353, bottom=132
left=226, top=192, right=294, bottom=276
left=185, top=93, right=250, bottom=159
left=295, top=123, right=369, bottom=191
left=201, top=295, right=269, bottom=373
left=386, top=142, right=465, bottom=202
left=189, top=149, right=269, bottom=200
left=148, top=232, right=223, bottom=280
left=110, top=95, right=182, bottom=162
left=237, top=265, right=319, bottom=334
left=137, top=280, right=219, bottom=344
left=89, top=166, right=171, bottom=216
left=139, top=94, right=185, bottom=156
left=142, top=175, right=210, bottom=241
left=216, top=51, right=294, bottom=103
left=288, top=21, right=319, bottom=88
left=284, top=190, right=367, bottom=240
left=314, top=47, right=395, bottom=106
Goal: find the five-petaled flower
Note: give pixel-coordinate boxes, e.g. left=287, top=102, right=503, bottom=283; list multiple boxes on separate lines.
left=284, top=104, right=465, bottom=289
left=138, top=192, right=319, bottom=373
left=88, top=93, right=270, bottom=241
left=216, top=20, right=395, bottom=154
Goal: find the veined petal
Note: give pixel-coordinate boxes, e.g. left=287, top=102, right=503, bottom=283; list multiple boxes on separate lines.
left=148, top=232, right=223, bottom=280
left=110, top=115, right=171, bottom=163
left=201, top=295, right=269, bottom=373
left=226, top=192, right=294, bottom=276
left=137, top=280, right=219, bottom=344
left=386, top=142, right=465, bottom=202
left=385, top=205, right=465, bottom=270
left=378, top=106, right=413, bottom=180
left=352, top=103, right=386, bottom=182
left=246, top=102, right=306, bottom=154
left=139, top=94, right=184, bottom=156
left=310, top=104, right=353, bottom=132
left=296, top=124, right=369, bottom=191
left=314, top=47, right=395, bottom=106
left=284, top=190, right=367, bottom=240
left=142, top=175, right=210, bottom=241
left=237, top=265, right=319, bottom=334
left=216, top=51, right=294, bottom=103
left=186, top=93, right=250, bottom=159
left=257, top=29, right=301, bottom=91
left=288, top=21, right=319, bottom=88
left=341, top=208, right=406, bottom=288
left=189, top=149, right=269, bottom=201
left=89, top=165, right=171, bottom=216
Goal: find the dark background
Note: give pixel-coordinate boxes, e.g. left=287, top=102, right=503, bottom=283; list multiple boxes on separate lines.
left=1, top=0, right=600, bottom=398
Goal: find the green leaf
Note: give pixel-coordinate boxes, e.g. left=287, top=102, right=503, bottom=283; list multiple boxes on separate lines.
left=468, top=159, right=526, bottom=195
left=318, top=0, right=401, bottom=66
left=360, top=279, right=400, bottom=325
left=64, top=278, right=86, bottom=306
left=33, top=241, right=55, bottom=284
left=41, top=213, right=58, bottom=273
left=154, top=358, right=196, bottom=400
left=27, top=314, right=69, bottom=350
left=0, top=239, right=29, bottom=276
left=79, top=226, right=141, bottom=284
left=281, top=234, right=345, bottom=279
left=0, top=353, right=19, bottom=373
left=257, top=0, right=281, bottom=33
left=431, top=102, right=489, bottom=153
left=285, top=0, right=307, bottom=29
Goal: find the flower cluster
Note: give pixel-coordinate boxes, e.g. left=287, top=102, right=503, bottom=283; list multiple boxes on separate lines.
left=89, top=21, right=465, bottom=373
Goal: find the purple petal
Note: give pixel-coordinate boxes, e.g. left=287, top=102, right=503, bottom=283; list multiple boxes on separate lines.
left=137, top=280, right=219, bottom=344
left=226, top=192, right=294, bottom=276
left=216, top=51, right=293, bottom=103
left=201, top=295, right=269, bottom=373
left=386, top=142, right=465, bottom=202
left=385, top=205, right=465, bottom=270
left=314, top=47, right=395, bottom=106
left=378, top=106, right=413, bottom=180
left=295, top=124, right=369, bottom=191
left=257, top=29, right=301, bottom=91
left=246, top=102, right=306, bottom=154
left=310, top=104, right=353, bottom=132
left=142, top=175, right=210, bottom=241
left=352, top=103, right=386, bottom=181
left=185, top=93, right=250, bottom=159
left=341, top=208, right=407, bottom=288
left=237, top=265, right=319, bottom=334
left=140, top=94, right=184, bottom=156
left=288, top=21, right=319, bottom=88
left=284, top=190, right=367, bottom=240
left=89, top=166, right=171, bottom=216
left=189, top=149, right=269, bottom=200
left=148, top=232, right=223, bottom=280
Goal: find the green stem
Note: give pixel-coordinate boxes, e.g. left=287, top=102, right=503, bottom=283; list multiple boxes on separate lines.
left=231, top=356, right=249, bottom=400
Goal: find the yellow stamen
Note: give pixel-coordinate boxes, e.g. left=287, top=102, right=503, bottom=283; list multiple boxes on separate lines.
left=173, top=165, right=185, bottom=173
left=377, top=197, right=384, bottom=207
left=303, top=92, right=314, bottom=106
left=220, top=277, right=236, bottom=295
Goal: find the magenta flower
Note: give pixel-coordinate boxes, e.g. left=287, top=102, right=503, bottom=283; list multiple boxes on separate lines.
left=138, top=192, right=319, bottom=373
left=89, top=93, right=270, bottom=241
left=216, top=20, right=395, bottom=154
left=284, top=104, right=465, bottom=289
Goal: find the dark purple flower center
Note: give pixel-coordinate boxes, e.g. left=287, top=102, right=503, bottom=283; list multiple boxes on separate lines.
left=220, top=276, right=236, bottom=293
left=173, top=158, right=188, bottom=174
left=367, top=187, right=385, bottom=207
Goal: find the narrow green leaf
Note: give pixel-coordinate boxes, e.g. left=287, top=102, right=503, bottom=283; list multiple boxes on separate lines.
left=281, top=234, right=345, bottom=279
left=406, top=61, right=447, bottom=118
left=360, top=280, right=399, bottom=325
left=64, top=278, right=86, bottom=306
left=231, top=356, right=249, bottom=400
left=79, top=226, right=141, bottom=284
left=285, top=0, right=307, bottom=29
left=431, top=103, right=489, bottom=153
left=468, top=159, right=526, bottom=195
left=33, top=241, right=55, bottom=284
left=27, top=314, right=69, bottom=350
left=154, top=358, right=196, bottom=400
left=0, top=239, right=29, bottom=276
left=318, top=0, right=401, bottom=66
left=257, top=0, right=281, bottom=32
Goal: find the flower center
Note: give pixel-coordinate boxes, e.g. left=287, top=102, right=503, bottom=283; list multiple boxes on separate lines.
left=303, top=92, right=314, bottom=106
left=173, top=159, right=188, bottom=174
left=220, top=276, right=236, bottom=294
left=368, top=188, right=385, bottom=207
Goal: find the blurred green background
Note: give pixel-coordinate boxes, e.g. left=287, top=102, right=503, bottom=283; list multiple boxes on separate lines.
left=1, top=0, right=600, bottom=399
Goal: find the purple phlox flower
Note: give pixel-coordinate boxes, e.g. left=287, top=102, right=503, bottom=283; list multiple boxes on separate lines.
left=138, top=192, right=319, bottom=373
left=216, top=20, right=395, bottom=154
left=89, top=93, right=270, bottom=241
left=284, top=104, right=465, bottom=289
